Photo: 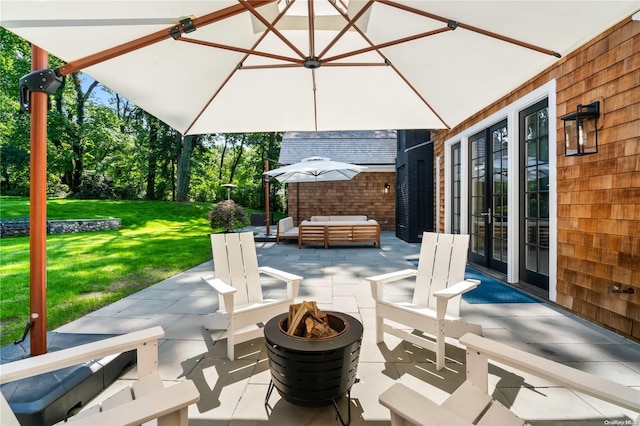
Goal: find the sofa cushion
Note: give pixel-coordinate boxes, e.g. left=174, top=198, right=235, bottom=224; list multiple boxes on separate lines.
left=310, top=215, right=368, bottom=222
left=280, top=227, right=299, bottom=237
left=278, top=217, right=294, bottom=232
left=329, top=215, right=368, bottom=222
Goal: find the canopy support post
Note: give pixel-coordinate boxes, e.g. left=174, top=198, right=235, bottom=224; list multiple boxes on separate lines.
left=29, top=44, right=49, bottom=356
left=265, top=159, right=270, bottom=237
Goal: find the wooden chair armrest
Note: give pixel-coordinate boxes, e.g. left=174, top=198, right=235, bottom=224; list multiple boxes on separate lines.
left=366, top=269, right=417, bottom=284
left=65, top=380, right=200, bottom=426
left=433, top=279, right=480, bottom=300
left=258, top=266, right=303, bottom=283
left=201, top=276, right=237, bottom=295
left=379, top=383, right=472, bottom=426
left=0, top=327, right=164, bottom=384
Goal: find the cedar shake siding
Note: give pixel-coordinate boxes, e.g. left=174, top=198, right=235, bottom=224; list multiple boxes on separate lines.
left=434, top=16, right=639, bottom=340
left=287, top=172, right=396, bottom=231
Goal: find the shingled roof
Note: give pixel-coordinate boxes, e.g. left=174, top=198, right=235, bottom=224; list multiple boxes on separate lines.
left=278, top=130, right=397, bottom=166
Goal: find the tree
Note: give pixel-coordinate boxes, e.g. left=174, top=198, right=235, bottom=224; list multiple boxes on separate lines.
left=1, top=30, right=285, bottom=207
left=0, top=28, right=33, bottom=194
left=145, top=114, right=159, bottom=200
left=176, top=134, right=195, bottom=202
left=208, top=200, right=247, bottom=233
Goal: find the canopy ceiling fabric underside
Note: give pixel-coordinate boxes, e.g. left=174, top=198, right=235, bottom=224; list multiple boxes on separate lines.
left=1, top=0, right=638, bottom=134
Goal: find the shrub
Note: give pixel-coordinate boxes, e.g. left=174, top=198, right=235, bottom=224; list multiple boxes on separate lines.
left=72, top=172, right=117, bottom=199
left=208, top=200, right=247, bottom=232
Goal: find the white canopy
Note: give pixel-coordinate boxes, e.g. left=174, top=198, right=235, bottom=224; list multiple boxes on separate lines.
left=1, top=1, right=638, bottom=133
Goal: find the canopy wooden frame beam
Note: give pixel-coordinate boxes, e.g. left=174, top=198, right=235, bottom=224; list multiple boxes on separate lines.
left=57, top=0, right=276, bottom=76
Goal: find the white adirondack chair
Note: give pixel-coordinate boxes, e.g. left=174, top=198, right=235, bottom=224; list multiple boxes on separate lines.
left=202, top=232, right=302, bottom=360
left=0, top=327, right=199, bottom=426
left=366, top=232, right=481, bottom=370
left=379, top=333, right=640, bottom=426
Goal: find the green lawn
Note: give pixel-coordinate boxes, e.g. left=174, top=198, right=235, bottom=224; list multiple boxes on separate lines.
left=0, top=196, right=269, bottom=346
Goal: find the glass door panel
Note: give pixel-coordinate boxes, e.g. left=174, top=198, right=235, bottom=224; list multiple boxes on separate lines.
left=520, top=99, right=550, bottom=290
left=469, top=132, right=487, bottom=263
left=468, top=120, right=508, bottom=273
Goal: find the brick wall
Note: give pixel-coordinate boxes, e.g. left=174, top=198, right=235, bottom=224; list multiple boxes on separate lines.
left=434, top=17, right=639, bottom=340
left=286, top=172, right=396, bottom=231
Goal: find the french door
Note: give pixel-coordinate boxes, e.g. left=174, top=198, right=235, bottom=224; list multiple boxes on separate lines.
left=468, top=120, right=508, bottom=273
left=520, top=99, right=550, bottom=290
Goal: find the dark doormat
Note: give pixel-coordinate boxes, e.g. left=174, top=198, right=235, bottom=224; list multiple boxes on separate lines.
left=463, top=268, right=540, bottom=304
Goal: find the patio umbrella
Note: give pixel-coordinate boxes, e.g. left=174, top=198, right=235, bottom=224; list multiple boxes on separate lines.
left=2, top=0, right=637, bottom=354
left=264, top=156, right=367, bottom=225
left=3, top=1, right=638, bottom=134
left=264, top=156, right=367, bottom=183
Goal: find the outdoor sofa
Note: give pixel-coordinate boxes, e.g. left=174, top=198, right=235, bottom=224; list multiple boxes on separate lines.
left=299, top=215, right=380, bottom=249
left=275, top=217, right=299, bottom=243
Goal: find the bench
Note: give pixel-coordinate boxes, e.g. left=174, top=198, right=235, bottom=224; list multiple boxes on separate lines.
left=298, top=220, right=380, bottom=249
left=379, top=332, right=640, bottom=426
left=275, top=217, right=299, bottom=243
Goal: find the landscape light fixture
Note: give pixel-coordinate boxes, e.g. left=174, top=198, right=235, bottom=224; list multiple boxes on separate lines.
left=561, top=101, right=600, bottom=156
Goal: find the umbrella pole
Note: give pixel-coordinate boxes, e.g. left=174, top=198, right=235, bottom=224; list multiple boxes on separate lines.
left=29, top=45, right=48, bottom=356
left=265, top=160, right=270, bottom=237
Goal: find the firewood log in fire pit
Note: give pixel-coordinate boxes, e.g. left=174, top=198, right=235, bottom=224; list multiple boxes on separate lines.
left=287, top=301, right=339, bottom=338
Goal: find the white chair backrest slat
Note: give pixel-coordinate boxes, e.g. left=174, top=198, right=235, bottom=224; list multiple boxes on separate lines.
left=211, top=234, right=232, bottom=310
left=239, top=232, right=262, bottom=302
left=449, top=235, right=469, bottom=285
left=225, top=235, right=248, bottom=300
left=430, top=234, right=456, bottom=292
left=413, top=233, right=438, bottom=304
left=211, top=233, right=231, bottom=282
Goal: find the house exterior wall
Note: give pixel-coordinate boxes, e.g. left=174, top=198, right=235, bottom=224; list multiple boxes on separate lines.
left=287, top=172, right=396, bottom=231
left=434, top=17, right=639, bottom=340
left=396, top=130, right=435, bottom=243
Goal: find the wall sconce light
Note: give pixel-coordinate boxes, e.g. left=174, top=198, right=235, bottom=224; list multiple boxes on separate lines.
left=384, top=183, right=390, bottom=195
left=561, top=101, right=600, bottom=156
left=611, top=285, right=635, bottom=294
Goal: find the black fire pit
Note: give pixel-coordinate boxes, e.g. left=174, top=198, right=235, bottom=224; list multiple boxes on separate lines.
left=264, top=311, right=363, bottom=425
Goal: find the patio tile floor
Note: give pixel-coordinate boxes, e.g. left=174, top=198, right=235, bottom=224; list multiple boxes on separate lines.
left=56, top=230, right=640, bottom=425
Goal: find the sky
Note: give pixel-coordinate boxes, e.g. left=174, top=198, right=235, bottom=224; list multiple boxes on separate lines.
left=79, top=74, right=115, bottom=106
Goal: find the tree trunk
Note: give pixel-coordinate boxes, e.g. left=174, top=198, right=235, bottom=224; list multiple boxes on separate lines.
left=176, top=134, right=194, bottom=202
left=228, top=134, right=246, bottom=183
left=145, top=116, right=158, bottom=200
left=68, top=74, right=98, bottom=192
left=52, top=77, right=72, bottom=187
left=218, top=135, right=228, bottom=181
